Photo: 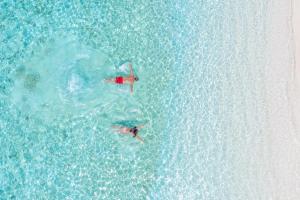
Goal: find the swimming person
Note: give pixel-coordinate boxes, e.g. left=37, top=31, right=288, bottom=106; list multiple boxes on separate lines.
left=112, top=124, right=144, bottom=143
left=105, top=63, right=139, bottom=93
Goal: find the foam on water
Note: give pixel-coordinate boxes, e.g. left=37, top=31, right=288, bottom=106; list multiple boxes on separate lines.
left=10, top=36, right=115, bottom=121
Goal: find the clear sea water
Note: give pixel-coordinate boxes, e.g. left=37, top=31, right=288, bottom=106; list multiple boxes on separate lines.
left=1, top=0, right=268, bottom=199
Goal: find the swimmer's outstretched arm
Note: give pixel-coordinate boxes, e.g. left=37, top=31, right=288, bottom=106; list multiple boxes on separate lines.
left=130, top=84, right=133, bottom=93
left=137, top=124, right=145, bottom=129
left=129, top=63, right=134, bottom=76
left=135, top=135, right=144, bottom=143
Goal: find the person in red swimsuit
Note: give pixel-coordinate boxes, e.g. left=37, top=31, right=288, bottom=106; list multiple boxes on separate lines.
left=105, top=63, right=139, bottom=93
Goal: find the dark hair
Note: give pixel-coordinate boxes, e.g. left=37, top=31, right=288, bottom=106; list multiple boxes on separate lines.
left=130, top=127, right=138, bottom=137
left=134, top=77, right=139, bottom=81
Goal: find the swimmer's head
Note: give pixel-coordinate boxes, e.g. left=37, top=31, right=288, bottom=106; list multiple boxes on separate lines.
left=130, top=127, right=138, bottom=137
left=134, top=77, right=139, bottom=81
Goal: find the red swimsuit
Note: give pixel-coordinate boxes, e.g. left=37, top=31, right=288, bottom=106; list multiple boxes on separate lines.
left=115, top=76, right=124, bottom=84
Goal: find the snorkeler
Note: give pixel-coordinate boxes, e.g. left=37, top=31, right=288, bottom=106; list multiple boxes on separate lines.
left=112, top=125, right=144, bottom=143
left=105, top=63, right=139, bottom=93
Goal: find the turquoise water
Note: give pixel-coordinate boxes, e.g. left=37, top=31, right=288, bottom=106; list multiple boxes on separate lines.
left=1, top=0, right=268, bottom=199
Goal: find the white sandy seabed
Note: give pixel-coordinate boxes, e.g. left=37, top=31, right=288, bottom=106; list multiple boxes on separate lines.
left=259, top=0, right=300, bottom=199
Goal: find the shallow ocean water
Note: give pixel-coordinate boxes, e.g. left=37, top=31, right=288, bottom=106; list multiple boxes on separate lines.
left=1, top=0, right=268, bottom=199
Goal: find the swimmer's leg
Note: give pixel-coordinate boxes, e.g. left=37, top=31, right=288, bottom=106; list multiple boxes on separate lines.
left=112, top=125, right=122, bottom=129
left=105, top=78, right=115, bottom=83
left=111, top=126, right=129, bottom=134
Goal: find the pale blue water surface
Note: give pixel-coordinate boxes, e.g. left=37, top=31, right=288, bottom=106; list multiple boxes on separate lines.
left=1, top=0, right=268, bottom=199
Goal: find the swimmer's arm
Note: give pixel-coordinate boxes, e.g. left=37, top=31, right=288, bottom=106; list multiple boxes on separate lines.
left=135, top=135, right=144, bottom=144
left=130, top=84, right=133, bottom=93
left=129, top=63, right=134, bottom=76
left=137, top=124, right=145, bottom=129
